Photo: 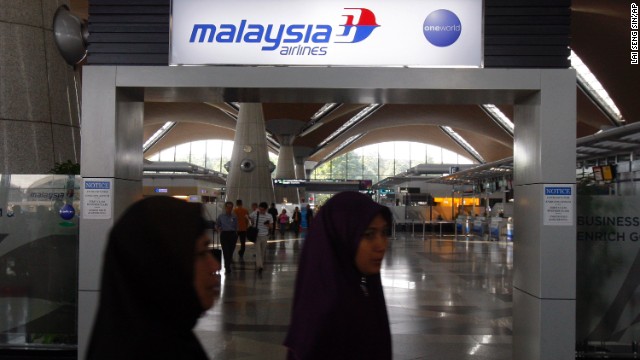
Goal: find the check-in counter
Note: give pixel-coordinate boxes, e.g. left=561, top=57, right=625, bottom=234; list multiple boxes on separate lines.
left=455, top=215, right=470, bottom=239
left=487, top=217, right=513, bottom=242
left=489, top=217, right=501, bottom=240
left=471, top=217, right=487, bottom=238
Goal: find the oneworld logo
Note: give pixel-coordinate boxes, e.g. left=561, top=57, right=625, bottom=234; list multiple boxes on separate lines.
left=423, top=9, right=462, bottom=47
left=189, top=8, right=379, bottom=56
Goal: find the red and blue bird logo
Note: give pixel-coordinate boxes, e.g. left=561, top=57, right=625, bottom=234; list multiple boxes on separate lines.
left=335, top=8, right=380, bottom=43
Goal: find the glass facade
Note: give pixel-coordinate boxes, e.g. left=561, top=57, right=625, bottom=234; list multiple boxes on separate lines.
left=147, top=140, right=474, bottom=182
left=312, top=142, right=474, bottom=183
left=147, top=140, right=271, bottom=175
left=0, top=175, right=81, bottom=349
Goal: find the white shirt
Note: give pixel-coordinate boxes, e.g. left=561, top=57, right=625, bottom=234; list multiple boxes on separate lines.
left=250, top=210, right=273, bottom=236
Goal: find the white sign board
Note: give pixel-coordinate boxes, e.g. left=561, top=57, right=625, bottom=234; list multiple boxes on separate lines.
left=170, top=0, right=483, bottom=67
left=543, top=185, right=575, bottom=226
left=82, top=179, right=113, bottom=219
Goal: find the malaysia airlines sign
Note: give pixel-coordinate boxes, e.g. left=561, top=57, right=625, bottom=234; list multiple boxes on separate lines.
left=170, top=0, right=483, bottom=67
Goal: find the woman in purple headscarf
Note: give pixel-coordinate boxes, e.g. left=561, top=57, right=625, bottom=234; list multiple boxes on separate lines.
left=284, top=191, right=393, bottom=360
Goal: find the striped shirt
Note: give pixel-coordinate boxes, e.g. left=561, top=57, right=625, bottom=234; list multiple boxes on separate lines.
left=250, top=211, right=273, bottom=236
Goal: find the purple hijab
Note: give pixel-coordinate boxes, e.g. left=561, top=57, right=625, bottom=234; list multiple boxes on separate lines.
left=284, top=192, right=393, bottom=360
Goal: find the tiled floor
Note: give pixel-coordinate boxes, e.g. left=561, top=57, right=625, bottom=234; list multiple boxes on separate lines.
left=195, top=232, right=513, bottom=359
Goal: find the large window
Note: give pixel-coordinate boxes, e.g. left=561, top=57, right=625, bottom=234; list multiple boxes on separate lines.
left=147, top=140, right=271, bottom=175
left=146, top=140, right=473, bottom=180
left=311, top=141, right=474, bottom=182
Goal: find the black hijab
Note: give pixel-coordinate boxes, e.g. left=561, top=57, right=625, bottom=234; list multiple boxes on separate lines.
left=86, top=196, right=209, bottom=360
left=284, top=192, right=393, bottom=360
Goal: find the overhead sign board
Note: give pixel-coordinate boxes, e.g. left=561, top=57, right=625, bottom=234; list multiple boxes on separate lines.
left=170, top=0, right=483, bottom=67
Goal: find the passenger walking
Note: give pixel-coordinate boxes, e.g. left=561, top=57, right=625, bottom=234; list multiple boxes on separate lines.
left=305, top=204, right=314, bottom=229
left=291, top=207, right=301, bottom=236
left=250, top=202, right=273, bottom=273
left=284, top=191, right=393, bottom=360
left=216, top=201, right=238, bottom=273
left=268, top=203, right=278, bottom=239
left=278, top=208, right=290, bottom=238
left=233, top=199, right=250, bottom=259
left=86, top=196, right=220, bottom=360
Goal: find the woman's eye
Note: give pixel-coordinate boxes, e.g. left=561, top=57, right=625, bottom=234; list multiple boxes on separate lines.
left=363, top=230, right=376, bottom=239
left=363, top=229, right=390, bottom=240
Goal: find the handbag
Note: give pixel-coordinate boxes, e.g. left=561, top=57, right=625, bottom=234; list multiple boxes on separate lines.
left=247, top=212, right=259, bottom=242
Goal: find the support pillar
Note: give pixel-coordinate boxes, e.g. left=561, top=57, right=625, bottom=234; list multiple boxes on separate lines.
left=512, top=69, right=576, bottom=360
left=266, top=119, right=306, bottom=204
left=78, top=67, right=144, bottom=359
left=225, top=103, right=275, bottom=206
left=275, top=139, right=299, bottom=203
left=293, top=146, right=313, bottom=203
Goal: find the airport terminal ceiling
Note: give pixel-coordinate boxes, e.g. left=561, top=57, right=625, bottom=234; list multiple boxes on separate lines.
left=69, top=0, right=639, bottom=168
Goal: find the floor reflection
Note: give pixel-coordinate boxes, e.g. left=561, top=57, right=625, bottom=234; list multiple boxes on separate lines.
left=195, top=233, right=513, bottom=359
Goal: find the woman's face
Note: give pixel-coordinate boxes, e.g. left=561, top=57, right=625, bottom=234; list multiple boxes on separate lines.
left=193, top=234, right=221, bottom=310
left=355, top=214, right=389, bottom=275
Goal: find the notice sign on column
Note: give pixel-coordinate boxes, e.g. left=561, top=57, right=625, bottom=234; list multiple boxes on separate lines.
left=82, top=179, right=113, bottom=219
left=543, top=185, right=575, bottom=226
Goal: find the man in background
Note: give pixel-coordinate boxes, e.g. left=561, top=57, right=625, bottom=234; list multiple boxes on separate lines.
left=216, top=201, right=238, bottom=273
left=233, top=199, right=250, bottom=259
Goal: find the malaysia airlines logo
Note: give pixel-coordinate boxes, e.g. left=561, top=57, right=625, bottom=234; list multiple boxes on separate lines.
left=188, top=7, right=380, bottom=56
left=336, top=8, right=380, bottom=43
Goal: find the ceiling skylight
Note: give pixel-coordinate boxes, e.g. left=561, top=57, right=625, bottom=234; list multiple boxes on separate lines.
left=481, top=104, right=514, bottom=136
left=570, top=50, right=625, bottom=125
left=320, top=133, right=365, bottom=163
left=317, top=104, right=382, bottom=148
left=143, top=121, right=176, bottom=153
left=440, top=126, right=485, bottom=164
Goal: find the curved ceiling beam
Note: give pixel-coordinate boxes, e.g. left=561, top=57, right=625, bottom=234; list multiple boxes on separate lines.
left=144, top=122, right=236, bottom=156
left=308, top=125, right=512, bottom=164
left=144, top=102, right=237, bottom=130
left=307, top=104, right=514, bottom=162
left=326, top=104, right=514, bottom=147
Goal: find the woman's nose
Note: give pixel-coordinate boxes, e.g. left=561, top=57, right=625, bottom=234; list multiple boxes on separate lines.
left=373, top=234, right=388, bottom=250
left=209, top=255, right=221, bottom=272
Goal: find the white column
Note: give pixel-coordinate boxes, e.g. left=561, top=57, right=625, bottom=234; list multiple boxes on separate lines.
left=512, top=69, right=577, bottom=360
left=225, top=103, right=275, bottom=206
left=78, top=67, right=144, bottom=359
left=274, top=139, right=299, bottom=203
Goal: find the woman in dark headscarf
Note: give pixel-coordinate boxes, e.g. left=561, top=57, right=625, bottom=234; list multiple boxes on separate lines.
left=86, top=196, right=220, bottom=360
left=284, top=191, right=393, bottom=360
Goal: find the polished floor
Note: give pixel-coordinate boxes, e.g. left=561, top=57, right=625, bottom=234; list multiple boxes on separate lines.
left=195, top=231, right=513, bottom=359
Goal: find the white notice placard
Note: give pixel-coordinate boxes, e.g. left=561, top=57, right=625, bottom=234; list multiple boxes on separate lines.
left=82, top=179, right=113, bottom=219
left=543, top=184, right=575, bottom=226
left=170, top=0, right=483, bottom=67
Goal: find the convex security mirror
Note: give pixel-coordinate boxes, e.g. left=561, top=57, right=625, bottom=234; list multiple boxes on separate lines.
left=53, top=5, right=88, bottom=65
